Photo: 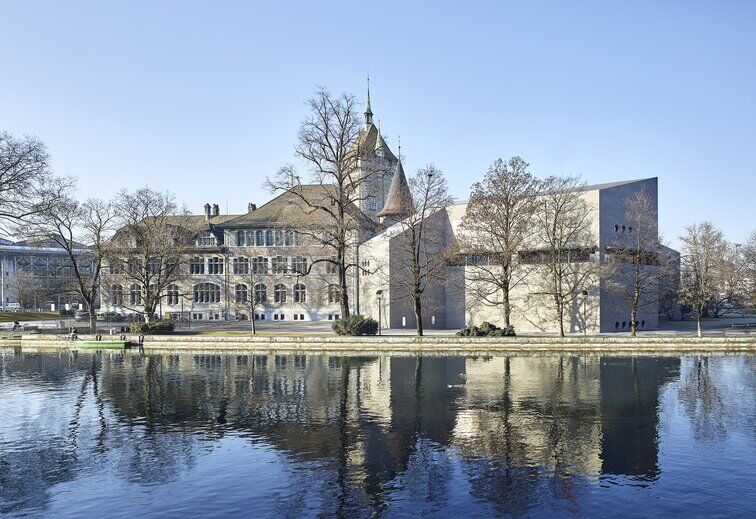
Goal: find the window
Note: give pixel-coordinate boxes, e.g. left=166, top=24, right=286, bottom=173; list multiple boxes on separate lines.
left=265, top=230, right=274, bottom=246
left=274, top=229, right=284, bottom=246
left=197, top=231, right=216, bottom=247
left=208, top=257, right=224, bottom=274
left=129, top=284, right=142, bottom=305
left=285, top=230, right=296, bottom=246
left=252, top=256, right=268, bottom=274
left=326, top=262, right=338, bottom=274
left=291, top=256, right=307, bottom=274
left=253, top=283, right=267, bottom=303
left=235, top=283, right=248, bottom=303
left=327, top=285, right=341, bottom=303
left=110, top=284, right=123, bottom=306
left=236, top=230, right=246, bottom=246
left=147, top=257, right=160, bottom=275
left=194, top=283, right=221, bottom=303
left=256, top=230, right=265, bottom=246
left=293, top=283, right=306, bottom=303
left=272, top=256, right=287, bottom=274
left=166, top=284, right=179, bottom=305
left=190, top=257, right=205, bottom=275
left=127, top=258, right=143, bottom=276
left=274, top=283, right=287, bottom=303
left=233, top=257, right=249, bottom=275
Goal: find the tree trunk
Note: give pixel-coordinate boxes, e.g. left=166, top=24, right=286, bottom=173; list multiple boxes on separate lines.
left=89, top=310, right=97, bottom=334
left=414, top=295, right=423, bottom=336
left=696, top=310, right=703, bottom=338
left=502, top=288, right=511, bottom=329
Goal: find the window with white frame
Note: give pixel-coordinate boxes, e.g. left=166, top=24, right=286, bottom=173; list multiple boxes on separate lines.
left=293, top=283, right=306, bottom=303
left=190, top=257, right=205, bottom=275
left=236, top=230, right=246, bottom=246
left=327, top=285, right=341, bottom=303
left=208, top=257, right=224, bottom=274
left=235, top=283, right=248, bottom=303
left=291, top=256, right=307, bottom=274
left=193, top=283, right=220, bottom=303
left=110, top=284, right=123, bottom=306
left=274, top=283, right=287, bottom=303
left=285, top=230, right=296, bottom=246
left=253, top=283, right=267, bottom=303
left=166, top=284, right=179, bottom=305
left=272, top=256, right=287, bottom=274
left=196, top=231, right=216, bottom=247
left=129, top=284, right=142, bottom=305
left=233, top=257, right=249, bottom=275
left=265, top=230, right=274, bottom=246
left=274, top=230, right=284, bottom=246
left=252, top=256, right=268, bottom=274
left=255, top=230, right=265, bottom=246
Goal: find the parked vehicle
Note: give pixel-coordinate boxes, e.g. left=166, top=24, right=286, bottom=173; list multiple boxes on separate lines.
left=0, top=303, right=21, bottom=311
left=74, top=311, right=89, bottom=322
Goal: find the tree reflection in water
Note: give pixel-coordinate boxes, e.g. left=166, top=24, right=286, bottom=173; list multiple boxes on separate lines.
left=2, top=348, right=754, bottom=517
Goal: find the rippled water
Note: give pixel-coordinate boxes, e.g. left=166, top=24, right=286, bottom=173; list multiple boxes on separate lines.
left=0, top=348, right=754, bottom=518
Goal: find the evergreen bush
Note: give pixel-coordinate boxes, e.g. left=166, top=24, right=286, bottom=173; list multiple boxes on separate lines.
left=455, top=321, right=515, bottom=337
left=130, top=320, right=175, bottom=334
left=332, top=314, right=379, bottom=336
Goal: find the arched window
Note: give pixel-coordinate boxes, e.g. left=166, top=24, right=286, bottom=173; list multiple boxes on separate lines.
left=129, top=284, right=142, bottom=305
left=274, top=283, right=287, bottom=304
left=111, top=284, right=123, bottom=306
left=194, top=283, right=220, bottom=303
left=327, top=285, right=341, bottom=304
left=253, top=283, right=267, bottom=303
left=293, top=283, right=306, bottom=303
left=166, top=284, right=179, bottom=305
left=235, top=283, right=248, bottom=303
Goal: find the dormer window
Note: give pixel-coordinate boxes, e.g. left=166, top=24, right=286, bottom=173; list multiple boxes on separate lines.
left=197, top=231, right=216, bottom=247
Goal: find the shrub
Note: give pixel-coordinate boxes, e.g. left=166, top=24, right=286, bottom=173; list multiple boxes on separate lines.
left=332, top=314, right=379, bottom=336
left=59, top=309, right=75, bottom=317
left=456, top=321, right=515, bottom=337
left=130, top=320, right=175, bottom=334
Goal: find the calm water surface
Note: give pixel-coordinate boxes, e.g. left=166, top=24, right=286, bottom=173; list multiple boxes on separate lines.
left=0, top=348, right=754, bottom=518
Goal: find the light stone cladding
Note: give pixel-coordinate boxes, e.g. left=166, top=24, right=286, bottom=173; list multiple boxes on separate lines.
left=360, top=177, right=677, bottom=333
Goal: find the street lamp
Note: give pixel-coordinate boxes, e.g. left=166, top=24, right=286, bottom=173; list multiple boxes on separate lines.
left=582, top=290, right=589, bottom=335
left=376, top=290, right=383, bottom=335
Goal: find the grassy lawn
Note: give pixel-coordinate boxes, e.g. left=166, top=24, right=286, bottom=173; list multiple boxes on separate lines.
left=0, top=311, right=58, bottom=323
left=661, top=316, right=756, bottom=330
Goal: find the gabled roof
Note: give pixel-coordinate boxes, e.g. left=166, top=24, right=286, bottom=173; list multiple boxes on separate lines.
left=222, top=184, right=376, bottom=230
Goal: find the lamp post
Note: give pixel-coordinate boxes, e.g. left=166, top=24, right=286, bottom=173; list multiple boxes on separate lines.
left=582, top=290, right=589, bottom=335
left=376, top=290, right=383, bottom=335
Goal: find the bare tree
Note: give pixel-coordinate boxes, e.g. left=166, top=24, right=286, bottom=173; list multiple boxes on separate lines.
left=708, top=241, right=749, bottom=317
left=30, top=195, right=116, bottom=332
left=0, top=131, right=66, bottom=234
left=106, top=187, right=191, bottom=322
left=459, top=157, right=541, bottom=328
left=265, top=88, right=372, bottom=318
left=527, top=176, right=600, bottom=337
left=603, top=188, right=669, bottom=336
left=6, top=270, right=50, bottom=310
left=745, top=230, right=756, bottom=312
left=679, top=222, right=725, bottom=337
left=390, top=165, right=453, bottom=335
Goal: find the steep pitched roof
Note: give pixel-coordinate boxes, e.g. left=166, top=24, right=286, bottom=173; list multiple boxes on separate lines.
left=222, top=184, right=376, bottom=231
left=378, top=161, right=414, bottom=218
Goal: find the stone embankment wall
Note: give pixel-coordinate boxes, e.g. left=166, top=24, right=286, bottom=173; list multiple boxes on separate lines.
left=8, top=333, right=755, bottom=356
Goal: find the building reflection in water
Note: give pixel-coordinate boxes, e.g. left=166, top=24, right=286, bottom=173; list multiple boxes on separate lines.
left=1, top=349, right=684, bottom=516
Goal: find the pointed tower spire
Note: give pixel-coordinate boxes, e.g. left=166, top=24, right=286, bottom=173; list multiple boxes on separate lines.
left=364, top=75, right=373, bottom=126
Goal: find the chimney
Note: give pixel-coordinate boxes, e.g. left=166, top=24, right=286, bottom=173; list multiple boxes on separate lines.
left=247, top=203, right=257, bottom=213
left=203, top=203, right=211, bottom=221
left=212, top=203, right=219, bottom=216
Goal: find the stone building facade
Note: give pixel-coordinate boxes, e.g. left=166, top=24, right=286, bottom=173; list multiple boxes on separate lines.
left=360, top=177, right=676, bottom=333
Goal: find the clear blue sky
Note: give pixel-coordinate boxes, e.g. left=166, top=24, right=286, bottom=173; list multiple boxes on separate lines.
left=2, top=0, right=754, bottom=246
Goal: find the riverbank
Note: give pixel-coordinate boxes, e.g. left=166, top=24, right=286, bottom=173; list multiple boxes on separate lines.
left=4, top=333, right=755, bottom=356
